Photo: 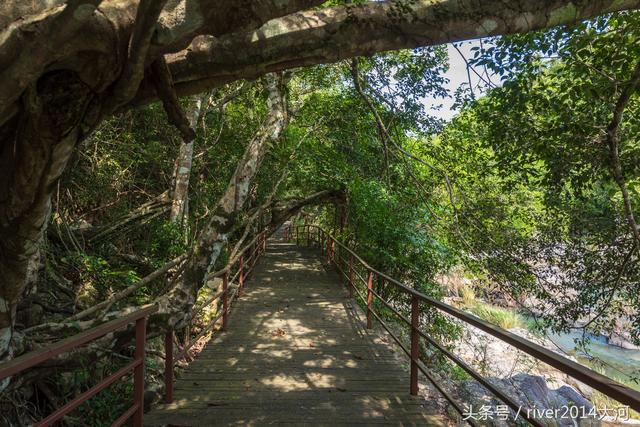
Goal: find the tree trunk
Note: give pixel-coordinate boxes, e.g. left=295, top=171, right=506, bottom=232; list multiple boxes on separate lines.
left=0, top=71, right=98, bottom=365
left=169, top=93, right=211, bottom=227
left=156, top=73, right=288, bottom=329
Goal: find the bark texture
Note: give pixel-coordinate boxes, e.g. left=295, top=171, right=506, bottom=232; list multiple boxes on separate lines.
left=160, top=1, right=640, bottom=99
left=0, top=70, right=98, bottom=361
left=170, top=93, right=212, bottom=226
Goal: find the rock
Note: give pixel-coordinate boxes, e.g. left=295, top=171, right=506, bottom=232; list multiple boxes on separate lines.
left=454, top=325, right=557, bottom=379
left=459, top=373, right=601, bottom=427
left=607, top=332, right=639, bottom=351
left=144, top=382, right=163, bottom=411
left=451, top=317, right=640, bottom=426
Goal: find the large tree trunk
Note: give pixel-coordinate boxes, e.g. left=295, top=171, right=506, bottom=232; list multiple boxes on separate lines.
left=0, top=71, right=98, bottom=363
left=0, top=73, right=289, bottom=394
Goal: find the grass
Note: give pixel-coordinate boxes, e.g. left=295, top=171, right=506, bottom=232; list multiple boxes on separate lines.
left=458, top=285, right=534, bottom=331
left=469, top=302, right=525, bottom=329
left=459, top=285, right=476, bottom=306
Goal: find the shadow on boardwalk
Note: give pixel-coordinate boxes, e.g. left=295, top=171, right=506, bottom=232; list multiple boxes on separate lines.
left=144, top=242, right=447, bottom=426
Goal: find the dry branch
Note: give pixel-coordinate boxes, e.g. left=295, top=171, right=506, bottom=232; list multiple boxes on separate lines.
left=86, top=191, right=171, bottom=242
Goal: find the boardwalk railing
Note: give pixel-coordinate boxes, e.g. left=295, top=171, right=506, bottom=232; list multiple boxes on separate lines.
left=0, top=231, right=268, bottom=425
left=290, top=224, right=640, bottom=426
left=163, top=231, right=267, bottom=403
left=0, top=305, right=157, bottom=427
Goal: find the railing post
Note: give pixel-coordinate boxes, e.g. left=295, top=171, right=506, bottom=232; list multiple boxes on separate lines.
left=306, top=225, right=311, bottom=246
left=296, top=226, right=300, bottom=246
left=410, top=295, right=419, bottom=396
left=348, top=255, right=354, bottom=298
left=252, top=241, right=257, bottom=268
left=164, top=330, right=174, bottom=404
left=222, top=271, right=229, bottom=330
left=366, top=271, right=373, bottom=329
left=239, top=255, right=244, bottom=296
left=331, top=239, right=336, bottom=264
left=133, top=317, right=147, bottom=427
left=326, top=238, right=331, bottom=263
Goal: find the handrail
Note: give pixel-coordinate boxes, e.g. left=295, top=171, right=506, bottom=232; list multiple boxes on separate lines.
left=0, top=231, right=269, bottom=424
left=0, top=304, right=158, bottom=427
left=163, top=230, right=268, bottom=404
left=291, top=224, right=640, bottom=425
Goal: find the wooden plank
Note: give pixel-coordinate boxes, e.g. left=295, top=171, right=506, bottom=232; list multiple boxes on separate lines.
left=144, top=242, right=445, bottom=426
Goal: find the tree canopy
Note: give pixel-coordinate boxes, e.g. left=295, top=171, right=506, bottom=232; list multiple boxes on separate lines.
left=2, top=1, right=640, bottom=423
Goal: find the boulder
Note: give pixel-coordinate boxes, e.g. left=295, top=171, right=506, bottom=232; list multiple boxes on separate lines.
left=459, top=373, right=600, bottom=427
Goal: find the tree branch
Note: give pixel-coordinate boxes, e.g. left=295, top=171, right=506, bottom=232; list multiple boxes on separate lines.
left=605, top=59, right=640, bottom=249
left=150, top=57, right=197, bottom=142
left=109, top=0, right=169, bottom=109
left=68, top=254, right=187, bottom=322
left=145, top=0, right=640, bottom=103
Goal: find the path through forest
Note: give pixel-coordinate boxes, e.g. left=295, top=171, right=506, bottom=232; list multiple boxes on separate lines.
left=144, top=242, right=445, bottom=425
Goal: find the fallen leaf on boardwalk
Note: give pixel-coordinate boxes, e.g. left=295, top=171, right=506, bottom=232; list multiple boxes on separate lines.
left=271, top=328, right=286, bottom=336
left=336, top=387, right=347, bottom=392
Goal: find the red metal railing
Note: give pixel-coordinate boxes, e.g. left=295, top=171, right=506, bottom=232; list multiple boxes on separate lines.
left=0, top=231, right=268, bottom=423
left=0, top=305, right=157, bottom=427
left=291, top=224, right=640, bottom=426
left=163, top=231, right=267, bottom=403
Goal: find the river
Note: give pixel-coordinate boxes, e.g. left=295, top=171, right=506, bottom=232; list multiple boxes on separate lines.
left=548, top=330, right=640, bottom=390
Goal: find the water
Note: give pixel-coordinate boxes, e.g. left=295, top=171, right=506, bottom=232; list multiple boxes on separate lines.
left=548, top=330, right=640, bottom=390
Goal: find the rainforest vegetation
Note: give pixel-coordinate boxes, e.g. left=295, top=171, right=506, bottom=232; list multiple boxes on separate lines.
left=1, top=1, right=640, bottom=425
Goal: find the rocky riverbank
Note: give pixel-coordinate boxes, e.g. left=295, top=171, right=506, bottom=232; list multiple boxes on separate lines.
left=449, top=323, right=639, bottom=426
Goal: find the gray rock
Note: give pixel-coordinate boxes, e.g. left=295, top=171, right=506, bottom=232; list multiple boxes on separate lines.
left=459, top=373, right=600, bottom=427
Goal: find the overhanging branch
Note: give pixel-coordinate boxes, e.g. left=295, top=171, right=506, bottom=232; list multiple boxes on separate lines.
left=109, top=0, right=169, bottom=109
left=150, top=57, right=197, bottom=142
left=134, top=0, right=640, bottom=103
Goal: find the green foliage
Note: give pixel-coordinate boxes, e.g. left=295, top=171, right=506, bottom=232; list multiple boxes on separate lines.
left=451, top=11, right=640, bottom=341
left=62, top=252, right=140, bottom=304
left=148, top=220, right=188, bottom=258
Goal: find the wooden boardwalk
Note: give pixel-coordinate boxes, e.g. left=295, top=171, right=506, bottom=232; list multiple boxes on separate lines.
left=144, top=242, right=446, bottom=426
